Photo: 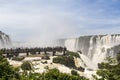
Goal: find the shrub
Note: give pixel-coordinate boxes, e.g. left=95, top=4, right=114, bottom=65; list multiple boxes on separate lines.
left=44, top=68, right=88, bottom=80
left=71, top=70, right=78, bottom=76
left=12, top=56, right=25, bottom=61
left=66, top=51, right=80, bottom=58
left=53, top=56, right=76, bottom=68
left=21, top=61, right=33, bottom=71
left=94, top=53, right=120, bottom=80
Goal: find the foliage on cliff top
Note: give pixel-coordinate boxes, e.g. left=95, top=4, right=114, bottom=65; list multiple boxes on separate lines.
left=66, top=51, right=80, bottom=58
left=53, top=51, right=85, bottom=72
left=53, top=56, right=76, bottom=68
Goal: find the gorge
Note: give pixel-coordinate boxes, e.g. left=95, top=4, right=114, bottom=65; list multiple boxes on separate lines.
left=55, top=34, right=120, bottom=69
left=0, top=31, right=120, bottom=70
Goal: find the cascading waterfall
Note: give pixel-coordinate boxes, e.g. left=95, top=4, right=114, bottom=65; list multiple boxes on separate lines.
left=91, top=35, right=120, bottom=68
left=7, top=33, right=120, bottom=70
left=88, top=36, right=94, bottom=59
left=0, top=31, right=11, bottom=48
left=64, top=38, right=79, bottom=51
left=57, top=34, right=120, bottom=70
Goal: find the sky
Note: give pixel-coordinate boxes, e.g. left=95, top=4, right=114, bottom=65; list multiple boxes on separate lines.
left=0, top=0, right=120, bottom=42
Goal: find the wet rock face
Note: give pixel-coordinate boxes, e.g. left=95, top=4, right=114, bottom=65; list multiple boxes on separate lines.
left=0, top=31, right=11, bottom=48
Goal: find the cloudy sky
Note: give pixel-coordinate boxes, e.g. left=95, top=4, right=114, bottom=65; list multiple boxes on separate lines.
left=0, top=0, right=120, bottom=42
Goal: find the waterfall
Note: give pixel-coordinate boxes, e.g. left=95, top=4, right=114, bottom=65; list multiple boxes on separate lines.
left=0, top=31, right=11, bottom=48
left=88, top=36, right=94, bottom=59
left=78, top=52, right=97, bottom=70
left=64, top=38, right=79, bottom=51
left=57, top=34, right=120, bottom=70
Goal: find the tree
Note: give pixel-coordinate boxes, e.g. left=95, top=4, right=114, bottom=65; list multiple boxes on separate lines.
left=21, top=61, right=34, bottom=76
left=94, top=55, right=120, bottom=80
left=21, top=61, right=33, bottom=71
left=42, top=68, right=88, bottom=80
left=0, top=50, right=17, bottom=80
left=0, top=49, right=88, bottom=80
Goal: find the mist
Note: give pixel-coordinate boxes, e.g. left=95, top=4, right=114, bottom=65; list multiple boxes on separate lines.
left=0, top=0, right=120, bottom=47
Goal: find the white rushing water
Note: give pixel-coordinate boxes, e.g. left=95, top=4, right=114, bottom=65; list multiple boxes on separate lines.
left=56, top=34, right=120, bottom=70
left=4, top=33, right=120, bottom=70
left=0, top=31, right=11, bottom=48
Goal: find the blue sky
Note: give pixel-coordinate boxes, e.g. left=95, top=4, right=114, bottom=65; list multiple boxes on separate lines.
left=0, top=0, right=120, bottom=42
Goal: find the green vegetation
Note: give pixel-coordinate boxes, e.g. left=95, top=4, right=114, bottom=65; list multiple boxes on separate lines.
left=42, top=68, right=88, bottom=80
left=117, top=53, right=120, bottom=63
left=53, top=56, right=76, bottom=68
left=71, top=70, right=78, bottom=76
left=0, top=50, right=19, bottom=80
left=53, top=51, right=80, bottom=68
left=12, top=68, right=88, bottom=80
left=2, top=48, right=120, bottom=80
left=94, top=53, right=120, bottom=80
left=0, top=49, right=88, bottom=80
left=12, top=56, right=25, bottom=61
left=53, top=51, right=85, bottom=72
left=21, top=61, right=33, bottom=71
left=66, top=51, right=80, bottom=58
